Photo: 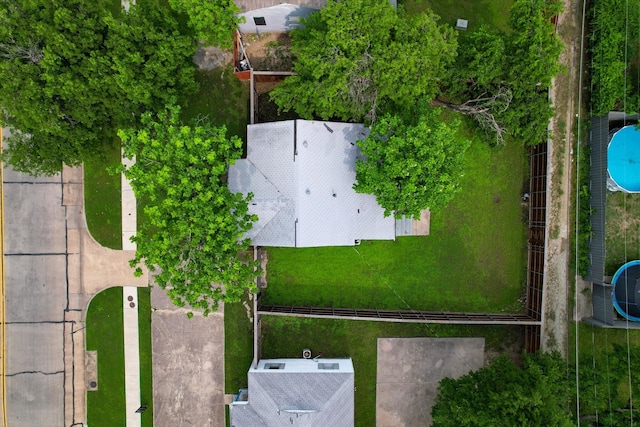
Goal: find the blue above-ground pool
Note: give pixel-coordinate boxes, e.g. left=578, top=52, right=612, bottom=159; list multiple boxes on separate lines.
left=612, top=260, right=640, bottom=322
left=608, top=125, right=640, bottom=192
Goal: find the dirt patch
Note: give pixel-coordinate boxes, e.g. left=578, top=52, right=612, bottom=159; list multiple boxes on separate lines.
left=241, top=32, right=294, bottom=71
left=542, top=0, right=585, bottom=357
left=192, top=45, right=232, bottom=70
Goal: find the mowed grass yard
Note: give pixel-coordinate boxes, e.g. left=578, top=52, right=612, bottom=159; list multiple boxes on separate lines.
left=401, top=0, right=513, bottom=32
left=265, top=0, right=527, bottom=313
left=86, top=286, right=153, bottom=427
left=264, top=117, right=529, bottom=313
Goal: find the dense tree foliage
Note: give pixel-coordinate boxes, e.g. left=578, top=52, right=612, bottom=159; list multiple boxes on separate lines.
left=104, top=1, right=197, bottom=114
left=168, top=0, right=240, bottom=48
left=119, top=106, right=258, bottom=316
left=270, top=0, right=457, bottom=123
left=0, top=0, right=197, bottom=175
left=432, top=352, right=574, bottom=427
left=445, top=0, right=563, bottom=144
left=354, top=104, right=469, bottom=218
left=589, top=0, right=640, bottom=115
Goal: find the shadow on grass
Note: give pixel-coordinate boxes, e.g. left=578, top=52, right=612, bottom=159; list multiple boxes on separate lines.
left=84, top=135, right=122, bottom=250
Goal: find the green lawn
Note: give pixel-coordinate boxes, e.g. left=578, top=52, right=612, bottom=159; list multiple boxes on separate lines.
left=138, top=287, right=154, bottom=425
left=265, top=117, right=528, bottom=313
left=84, top=135, right=122, bottom=250
left=260, top=315, right=523, bottom=427
left=86, top=287, right=125, bottom=426
left=180, top=67, right=250, bottom=140
left=86, top=286, right=153, bottom=427
left=401, top=0, right=514, bottom=33
left=605, top=192, right=640, bottom=276
left=224, top=295, right=255, bottom=394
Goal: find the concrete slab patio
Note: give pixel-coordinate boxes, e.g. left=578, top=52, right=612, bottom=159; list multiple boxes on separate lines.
left=376, top=337, right=485, bottom=427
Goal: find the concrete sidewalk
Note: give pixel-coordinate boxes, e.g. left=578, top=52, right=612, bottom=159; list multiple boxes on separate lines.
left=123, top=287, right=142, bottom=427
left=122, top=150, right=143, bottom=427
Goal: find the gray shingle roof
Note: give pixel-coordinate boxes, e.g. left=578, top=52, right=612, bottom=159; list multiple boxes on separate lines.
left=230, top=358, right=354, bottom=427
left=234, top=1, right=327, bottom=13
left=228, top=120, right=396, bottom=247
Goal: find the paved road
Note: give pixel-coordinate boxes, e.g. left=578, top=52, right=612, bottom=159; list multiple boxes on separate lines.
left=2, top=126, right=225, bottom=426
left=2, top=128, right=148, bottom=426
left=3, top=129, right=68, bottom=425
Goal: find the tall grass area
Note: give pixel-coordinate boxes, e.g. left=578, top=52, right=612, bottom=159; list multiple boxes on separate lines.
left=605, top=192, right=640, bottom=275
left=572, top=323, right=640, bottom=422
left=260, top=315, right=522, bottom=427
left=86, top=287, right=154, bottom=426
left=265, top=118, right=528, bottom=313
left=401, top=0, right=513, bottom=33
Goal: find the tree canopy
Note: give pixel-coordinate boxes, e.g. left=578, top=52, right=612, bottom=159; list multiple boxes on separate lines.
left=270, top=0, right=457, bottom=123
left=0, top=0, right=197, bottom=175
left=167, top=0, right=240, bottom=48
left=444, top=0, right=563, bottom=144
left=119, top=106, right=258, bottom=316
left=354, top=104, right=469, bottom=218
left=431, top=352, right=574, bottom=427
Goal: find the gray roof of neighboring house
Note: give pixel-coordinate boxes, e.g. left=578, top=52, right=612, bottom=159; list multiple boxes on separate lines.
left=230, top=359, right=354, bottom=427
left=234, top=1, right=327, bottom=13
left=235, top=1, right=396, bottom=33
left=228, top=120, right=396, bottom=247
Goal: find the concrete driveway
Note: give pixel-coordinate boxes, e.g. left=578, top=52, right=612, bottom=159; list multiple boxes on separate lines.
left=150, top=286, right=225, bottom=427
left=376, top=337, right=485, bottom=427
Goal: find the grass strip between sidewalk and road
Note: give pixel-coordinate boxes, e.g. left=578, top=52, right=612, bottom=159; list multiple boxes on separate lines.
left=86, top=286, right=153, bottom=426
left=84, top=135, right=122, bottom=250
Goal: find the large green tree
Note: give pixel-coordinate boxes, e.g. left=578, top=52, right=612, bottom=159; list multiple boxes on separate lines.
left=432, top=352, right=574, bottom=427
left=0, top=0, right=114, bottom=174
left=270, top=0, right=457, bottom=123
left=168, top=0, right=241, bottom=48
left=443, top=0, right=563, bottom=145
left=119, top=105, right=258, bottom=316
left=354, top=104, right=469, bottom=218
left=0, top=0, right=197, bottom=175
